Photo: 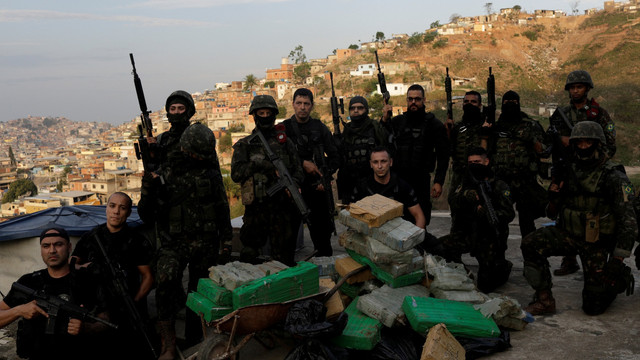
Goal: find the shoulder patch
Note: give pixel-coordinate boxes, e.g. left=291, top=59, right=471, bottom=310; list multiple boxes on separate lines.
left=606, top=124, right=615, bottom=132
left=623, top=184, right=634, bottom=202
left=503, top=189, right=511, bottom=198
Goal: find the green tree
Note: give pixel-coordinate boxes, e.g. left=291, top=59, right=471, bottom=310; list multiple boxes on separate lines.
left=264, top=81, right=276, bottom=88
left=408, top=32, right=424, bottom=47
left=243, top=74, right=258, bottom=92
left=375, top=31, right=385, bottom=42
left=424, top=32, right=437, bottom=43
left=2, top=178, right=37, bottom=203
left=348, top=44, right=359, bottom=50
left=367, top=94, right=385, bottom=119
left=450, top=13, right=461, bottom=23
left=218, top=132, right=232, bottom=153
left=293, top=63, right=311, bottom=84
left=513, top=5, right=521, bottom=12
left=277, top=106, right=288, bottom=119
left=288, top=45, right=307, bottom=64
left=430, top=20, right=440, bottom=29
left=8, top=146, right=16, bottom=166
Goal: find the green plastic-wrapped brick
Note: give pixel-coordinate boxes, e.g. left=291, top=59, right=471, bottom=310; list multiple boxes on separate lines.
left=331, top=296, right=381, bottom=350
left=186, top=292, right=233, bottom=322
left=197, top=278, right=232, bottom=307
left=232, top=261, right=319, bottom=309
left=346, top=249, right=425, bottom=287
left=402, top=296, right=500, bottom=338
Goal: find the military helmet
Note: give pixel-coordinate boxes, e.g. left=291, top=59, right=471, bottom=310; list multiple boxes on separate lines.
left=565, top=70, right=594, bottom=90
left=165, top=90, right=196, bottom=118
left=179, top=123, right=216, bottom=160
left=570, top=121, right=605, bottom=143
left=249, top=95, right=279, bottom=115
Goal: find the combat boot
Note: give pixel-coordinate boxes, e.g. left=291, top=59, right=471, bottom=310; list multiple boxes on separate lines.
left=157, top=320, right=176, bottom=360
left=554, top=255, right=579, bottom=276
left=525, top=289, right=556, bottom=315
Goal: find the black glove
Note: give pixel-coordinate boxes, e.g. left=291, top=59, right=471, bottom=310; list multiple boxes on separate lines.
left=603, top=258, right=634, bottom=296
left=218, top=243, right=232, bottom=265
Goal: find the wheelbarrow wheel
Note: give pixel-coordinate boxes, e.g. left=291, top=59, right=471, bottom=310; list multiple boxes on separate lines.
left=197, top=333, right=239, bottom=360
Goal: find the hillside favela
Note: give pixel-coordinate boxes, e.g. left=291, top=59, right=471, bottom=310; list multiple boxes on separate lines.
left=3, top=1, right=640, bottom=359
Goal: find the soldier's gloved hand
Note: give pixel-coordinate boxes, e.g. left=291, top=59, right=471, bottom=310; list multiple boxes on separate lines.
left=218, top=243, right=232, bottom=265
left=463, top=189, right=479, bottom=203
left=602, top=258, right=634, bottom=295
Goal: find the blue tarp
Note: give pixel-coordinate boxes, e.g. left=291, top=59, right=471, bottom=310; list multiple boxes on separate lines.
left=0, top=205, right=143, bottom=242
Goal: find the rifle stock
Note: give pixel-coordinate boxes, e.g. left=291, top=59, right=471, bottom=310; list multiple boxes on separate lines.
left=485, top=67, right=496, bottom=124
left=11, top=282, right=118, bottom=334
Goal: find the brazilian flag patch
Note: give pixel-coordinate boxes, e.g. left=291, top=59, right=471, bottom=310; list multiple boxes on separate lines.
left=623, top=184, right=634, bottom=202
left=503, top=190, right=511, bottom=199
left=606, top=124, right=615, bottom=132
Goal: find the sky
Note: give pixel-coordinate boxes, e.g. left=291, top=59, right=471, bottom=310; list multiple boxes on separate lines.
left=0, top=0, right=602, bottom=126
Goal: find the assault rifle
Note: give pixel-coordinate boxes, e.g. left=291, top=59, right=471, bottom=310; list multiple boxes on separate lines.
left=329, top=72, right=344, bottom=137
left=484, top=67, right=496, bottom=124
left=11, top=282, right=118, bottom=334
left=374, top=50, right=392, bottom=120
left=93, top=232, right=158, bottom=358
left=445, top=67, right=454, bottom=129
left=469, top=174, right=500, bottom=237
left=313, top=144, right=337, bottom=235
left=254, top=128, right=311, bottom=225
left=130, top=53, right=159, bottom=173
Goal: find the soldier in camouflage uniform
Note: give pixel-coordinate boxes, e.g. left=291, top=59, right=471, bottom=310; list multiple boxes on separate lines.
left=438, top=147, right=515, bottom=293
left=151, top=90, right=196, bottom=164
left=489, top=90, right=548, bottom=238
left=336, top=96, right=389, bottom=203
left=231, top=95, right=304, bottom=266
left=550, top=70, right=617, bottom=276
left=521, top=122, right=636, bottom=316
left=139, top=123, right=232, bottom=360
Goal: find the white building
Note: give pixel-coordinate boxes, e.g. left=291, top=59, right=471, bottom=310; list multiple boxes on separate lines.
left=350, top=64, right=376, bottom=77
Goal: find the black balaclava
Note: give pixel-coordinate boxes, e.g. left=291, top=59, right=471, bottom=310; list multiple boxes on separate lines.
left=349, top=96, right=369, bottom=125
left=501, top=90, right=521, bottom=120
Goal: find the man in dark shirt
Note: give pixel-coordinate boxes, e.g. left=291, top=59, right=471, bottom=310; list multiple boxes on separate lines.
left=351, top=146, right=426, bottom=229
left=0, top=227, right=109, bottom=360
left=72, top=192, right=154, bottom=358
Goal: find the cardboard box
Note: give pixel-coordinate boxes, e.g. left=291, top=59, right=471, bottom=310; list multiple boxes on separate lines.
left=420, top=323, right=465, bottom=360
left=335, top=256, right=375, bottom=284
left=348, top=194, right=404, bottom=228
left=319, top=278, right=344, bottom=319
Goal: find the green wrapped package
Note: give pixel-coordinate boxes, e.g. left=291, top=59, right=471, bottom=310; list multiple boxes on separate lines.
left=197, top=278, right=232, bottom=307
left=346, top=249, right=424, bottom=287
left=186, top=292, right=233, bottom=322
left=402, top=296, right=500, bottom=338
left=232, top=261, right=319, bottom=309
left=331, top=297, right=381, bottom=350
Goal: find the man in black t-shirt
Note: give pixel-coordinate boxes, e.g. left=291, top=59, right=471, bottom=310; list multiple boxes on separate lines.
left=72, top=192, right=155, bottom=358
left=351, top=146, right=426, bottom=229
left=0, top=227, right=109, bottom=360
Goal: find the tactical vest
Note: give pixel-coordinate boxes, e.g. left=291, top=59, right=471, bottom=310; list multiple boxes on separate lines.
left=558, top=164, right=616, bottom=239
left=452, top=122, right=484, bottom=171
left=343, top=126, right=376, bottom=171
left=393, top=115, right=434, bottom=174
left=167, top=168, right=219, bottom=235
left=493, top=122, right=537, bottom=176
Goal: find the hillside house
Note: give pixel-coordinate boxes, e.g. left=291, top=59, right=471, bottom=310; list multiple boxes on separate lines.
left=350, top=64, right=376, bottom=77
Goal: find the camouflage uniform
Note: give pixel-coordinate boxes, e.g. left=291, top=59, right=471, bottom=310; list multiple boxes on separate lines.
left=139, top=123, right=232, bottom=346
left=441, top=168, right=515, bottom=293
left=383, top=109, right=449, bottom=225
left=548, top=71, right=616, bottom=159
left=521, top=122, right=636, bottom=315
left=491, top=100, right=548, bottom=237
left=448, top=117, right=488, bottom=205
left=231, top=123, right=304, bottom=266
left=336, top=97, right=389, bottom=203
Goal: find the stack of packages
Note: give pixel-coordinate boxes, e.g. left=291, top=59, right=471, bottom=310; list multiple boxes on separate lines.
left=331, top=194, right=430, bottom=350
left=186, top=260, right=320, bottom=322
